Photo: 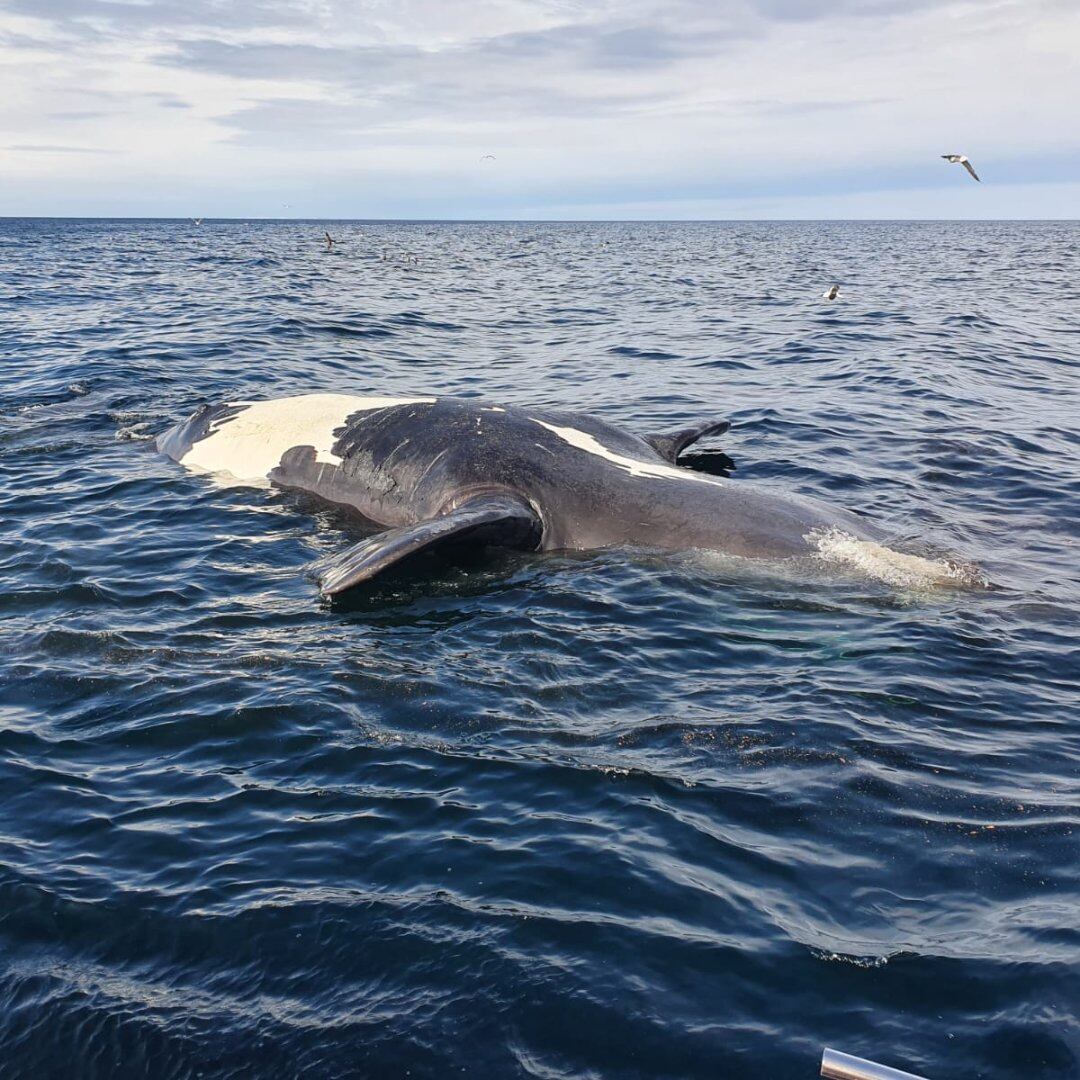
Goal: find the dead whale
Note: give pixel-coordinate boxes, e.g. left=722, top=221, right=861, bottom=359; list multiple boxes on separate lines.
left=158, top=393, right=969, bottom=596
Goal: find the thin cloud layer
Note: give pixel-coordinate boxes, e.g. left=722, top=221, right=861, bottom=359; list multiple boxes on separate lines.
left=0, top=0, right=1077, bottom=217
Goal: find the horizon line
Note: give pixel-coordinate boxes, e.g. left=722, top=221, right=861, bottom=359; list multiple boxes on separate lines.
left=2, top=215, right=1078, bottom=224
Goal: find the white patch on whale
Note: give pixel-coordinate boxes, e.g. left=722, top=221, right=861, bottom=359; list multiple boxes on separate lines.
left=806, top=527, right=986, bottom=589
left=530, top=419, right=728, bottom=487
left=180, top=393, right=435, bottom=483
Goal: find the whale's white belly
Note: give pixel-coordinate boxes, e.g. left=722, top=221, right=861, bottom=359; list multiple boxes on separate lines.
left=179, top=393, right=436, bottom=483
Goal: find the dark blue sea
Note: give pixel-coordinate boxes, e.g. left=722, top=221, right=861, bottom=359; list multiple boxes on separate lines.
left=1, top=218, right=1077, bottom=1080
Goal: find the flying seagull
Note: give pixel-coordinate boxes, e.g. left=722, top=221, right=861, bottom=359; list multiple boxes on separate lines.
left=191, top=217, right=203, bottom=226
left=822, top=284, right=840, bottom=301
left=324, top=231, right=335, bottom=249
left=942, top=154, right=980, bottom=182
left=480, top=154, right=496, bottom=162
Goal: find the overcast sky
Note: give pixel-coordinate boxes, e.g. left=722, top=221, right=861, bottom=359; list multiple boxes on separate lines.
left=1, top=0, right=1077, bottom=219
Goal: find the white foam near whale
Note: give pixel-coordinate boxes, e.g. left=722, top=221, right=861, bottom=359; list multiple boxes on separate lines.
left=806, top=527, right=987, bottom=589
left=180, top=393, right=435, bottom=483
left=691, top=530, right=986, bottom=591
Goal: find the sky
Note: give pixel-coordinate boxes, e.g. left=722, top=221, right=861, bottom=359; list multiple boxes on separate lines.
left=1, top=0, right=1078, bottom=219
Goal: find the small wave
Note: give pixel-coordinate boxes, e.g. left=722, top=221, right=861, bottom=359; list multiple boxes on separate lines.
left=810, top=949, right=896, bottom=968
left=608, top=345, right=682, bottom=361
left=806, top=527, right=988, bottom=589
left=115, top=423, right=154, bottom=440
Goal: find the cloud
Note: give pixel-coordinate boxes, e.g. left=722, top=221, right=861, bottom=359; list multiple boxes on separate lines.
left=161, top=16, right=746, bottom=86
left=163, top=39, right=418, bottom=85
left=48, top=110, right=110, bottom=120
left=146, top=92, right=192, bottom=109
left=7, top=143, right=121, bottom=154
left=1, top=0, right=312, bottom=34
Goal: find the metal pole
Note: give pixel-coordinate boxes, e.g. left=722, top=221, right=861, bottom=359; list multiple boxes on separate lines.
left=821, top=1047, right=930, bottom=1080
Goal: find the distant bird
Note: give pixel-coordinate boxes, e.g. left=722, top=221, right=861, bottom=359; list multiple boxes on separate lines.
left=942, top=154, right=980, bottom=182
left=822, top=284, right=840, bottom=301
left=324, top=231, right=335, bottom=249
left=191, top=217, right=203, bottom=226
left=480, top=154, right=496, bottom=162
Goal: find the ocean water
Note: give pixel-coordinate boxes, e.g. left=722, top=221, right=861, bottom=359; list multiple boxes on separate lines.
left=0, top=218, right=1077, bottom=1079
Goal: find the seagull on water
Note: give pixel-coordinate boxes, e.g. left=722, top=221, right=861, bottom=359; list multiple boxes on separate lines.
left=942, top=154, right=980, bottom=182
left=822, top=284, right=840, bottom=301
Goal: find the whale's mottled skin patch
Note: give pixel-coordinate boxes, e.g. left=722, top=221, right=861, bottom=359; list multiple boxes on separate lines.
left=178, top=394, right=435, bottom=482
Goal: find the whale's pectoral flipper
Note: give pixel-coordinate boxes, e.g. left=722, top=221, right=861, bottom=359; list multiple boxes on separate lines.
left=318, top=494, right=542, bottom=597
left=644, top=419, right=731, bottom=463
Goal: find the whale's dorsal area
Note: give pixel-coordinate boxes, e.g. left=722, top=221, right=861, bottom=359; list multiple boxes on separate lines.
left=160, top=392, right=729, bottom=488
left=172, top=393, right=436, bottom=483
left=530, top=418, right=731, bottom=488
